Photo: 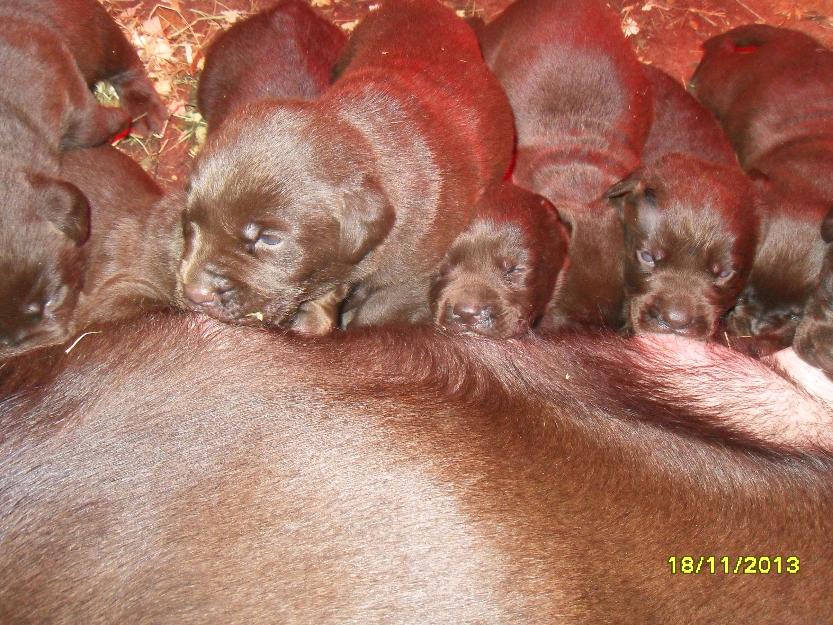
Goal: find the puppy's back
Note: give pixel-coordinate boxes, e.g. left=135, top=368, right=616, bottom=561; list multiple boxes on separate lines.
left=197, top=0, right=346, bottom=130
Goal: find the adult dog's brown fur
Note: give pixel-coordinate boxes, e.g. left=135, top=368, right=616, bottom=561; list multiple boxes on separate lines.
left=181, top=0, right=514, bottom=334
left=692, top=25, right=833, bottom=352
left=0, top=316, right=831, bottom=623
left=608, top=67, right=755, bottom=340
left=196, top=0, right=346, bottom=132
left=0, top=0, right=166, bottom=353
left=430, top=183, right=570, bottom=338
left=478, top=0, right=652, bottom=331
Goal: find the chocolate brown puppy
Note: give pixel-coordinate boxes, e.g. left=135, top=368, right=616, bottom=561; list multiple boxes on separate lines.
left=0, top=0, right=166, bottom=352
left=60, top=146, right=185, bottom=332
left=197, top=0, right=346, bottom=132
left=791, top=208, right=833, bottom=375
left=478, top=0, right=652, bottom=331
left=607, top=154, right=758, bottom=340
left=692, top=25, right=833, bottom=351
left=690, top=24, right=833, bottom=168
left=430, top=183, right=570, bottom=338
left=608, top=67, right=754, bottom=339
left=0, top=146, right=184, bottom=358
left=1, top=317, right=832, bottom=623
left=181, top=0, right=514, bottom=334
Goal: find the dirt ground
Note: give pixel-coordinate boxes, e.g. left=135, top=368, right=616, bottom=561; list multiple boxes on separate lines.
left=99, top=0, right=833, bottom=187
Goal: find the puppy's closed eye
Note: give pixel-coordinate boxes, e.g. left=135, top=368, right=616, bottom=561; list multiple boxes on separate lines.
left=501, top=261, right=528, bottom=285
left=711, top=263, right=735, bottom=282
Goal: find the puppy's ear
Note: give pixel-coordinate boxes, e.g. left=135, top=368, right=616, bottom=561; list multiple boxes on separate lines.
left=605, top=172, right=644, bottom=217
left=338, top=177, right=394, bottom=263
left=26, top=172, right=91, bottom=245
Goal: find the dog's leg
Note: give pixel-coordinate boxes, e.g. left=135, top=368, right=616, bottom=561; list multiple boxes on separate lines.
left=290, top=286, right=349, bottom=335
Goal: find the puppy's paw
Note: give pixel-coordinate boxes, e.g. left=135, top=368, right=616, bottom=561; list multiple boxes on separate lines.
left=64, top=104, right=132, bottom=149
left=111, top=71, right=168, bottom=134
left=289, top=287, right=348, bottom=336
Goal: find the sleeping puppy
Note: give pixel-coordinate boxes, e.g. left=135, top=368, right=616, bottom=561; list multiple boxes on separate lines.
left=690, top=24, right=832, bottom=168
left=606, top=154, right=758, bottom=340
left=0, top=0, right=166, bottom=353
left=793, top=207, right=833, bottom=376
left=181, top=0, right=514, bottom=334
left=691, top=25, right=833, bottom=352
left=0, top=146, right=184, bottom=358
left=197, top=0, right=346, bottom=132
left=477, top=0, right=652, bottom=331
left=607, top=67, right=754, bottom=339
left=430, top=183, right=570, bottom=338
left=60, top=146, right=184, bottom=333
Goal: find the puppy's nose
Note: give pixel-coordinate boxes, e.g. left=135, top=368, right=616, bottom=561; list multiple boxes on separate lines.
left=184, top=283, right=219, bottom=306
left=451, top=302, right=491, bottom=326
left=660, top=305, right=693, bottom=332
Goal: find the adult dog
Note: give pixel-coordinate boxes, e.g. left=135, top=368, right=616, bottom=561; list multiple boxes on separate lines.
left=0, top=316, right=831, bottom=622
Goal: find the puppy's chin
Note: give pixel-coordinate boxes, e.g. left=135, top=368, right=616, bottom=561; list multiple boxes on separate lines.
left=183, top=295, right=296, bottom=330
left=629, top=301, right=715, bottom=342
left=434, top=298, right=531, bottom=339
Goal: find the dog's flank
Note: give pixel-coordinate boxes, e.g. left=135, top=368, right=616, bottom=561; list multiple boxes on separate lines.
left=0, top=316, right=831, bottom=623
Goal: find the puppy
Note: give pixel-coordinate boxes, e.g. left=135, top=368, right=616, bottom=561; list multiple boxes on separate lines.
left=607, top=67, right=754, bottom=339
left=0, top=0, right=166, bottom=352
left=430, top=183, right=570, bottom=338
left=790, top=208, right=833, bottom=375
left=692, top=25, right=833, bottom=351
left=197, top=0, right=346, bottom=132
left=0, top=147, right=183, bottom=358
left=477, top=0, right=652, bottom=330
left=181, top=0, right=514, bottom=334
left=690, top=24, right=833, bottom=168
left=606, top=154, right=758, bottom=340
left=1, top=317, right=833, bottom=623
left=60, top=147, right=185, bottom=332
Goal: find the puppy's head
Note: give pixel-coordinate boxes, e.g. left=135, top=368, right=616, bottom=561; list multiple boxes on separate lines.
left=179, top=102, right=393, bottom=328
left=431, top=184, right=570, bottom=338
left=607, top=154, right=758, bottom=340
left=0, top=170, right=89, bottom=355
left=728, top=193, right=830, bottom=350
